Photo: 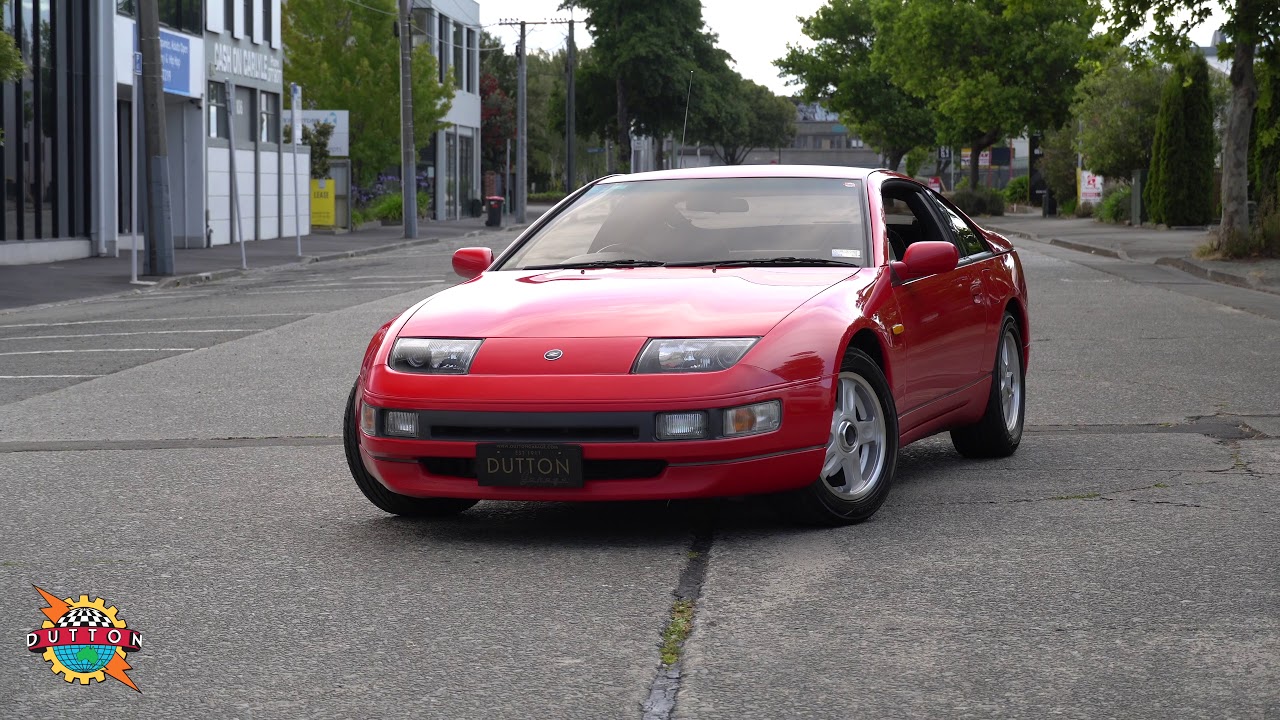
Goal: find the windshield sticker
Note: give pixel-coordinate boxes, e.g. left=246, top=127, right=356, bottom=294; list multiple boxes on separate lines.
left=831, top=248, right=861, bottom=259
left=843, top=182, right=857, bottom=187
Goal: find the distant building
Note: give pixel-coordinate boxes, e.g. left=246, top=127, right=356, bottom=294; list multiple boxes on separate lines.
left=412, top=0, right=482, bottom=220
left=648, top=101, right=882, bottom=171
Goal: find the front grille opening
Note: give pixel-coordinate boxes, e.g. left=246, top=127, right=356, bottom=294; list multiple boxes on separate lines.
left=429, top=425, right=640, bottom=442
left=420, top=457, right=667, bottom=481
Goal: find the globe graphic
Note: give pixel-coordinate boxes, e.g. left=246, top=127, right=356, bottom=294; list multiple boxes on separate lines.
left=51, top=607, right=116, bottom=673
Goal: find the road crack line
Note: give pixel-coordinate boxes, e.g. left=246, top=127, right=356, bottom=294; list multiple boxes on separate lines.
left=642, top=526, right=714, bottom=720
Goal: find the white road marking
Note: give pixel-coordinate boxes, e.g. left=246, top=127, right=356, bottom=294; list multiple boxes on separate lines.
left=0, top=374, right=105, bottom=379
left=350, top=275, right=445, bottom=280
left=0, top=313, right=310, bottom=330
left=240, top=288, right=422, bottom=295
left=0, top=348, right=197, bottom=356
left=0, top=329, right=254, bottom=341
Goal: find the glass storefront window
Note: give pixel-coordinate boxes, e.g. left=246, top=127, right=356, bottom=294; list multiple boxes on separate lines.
left=116, top=0, right=203, bottom=35
left=453, top=23, right=463, bottom=88
left=208, top=81, right=229, bottom=139
left=259, top=91, right=279, bottom=144
left=3, top=1, right=91, bottom=241
left=233, top=86, right=255, bottom=144
left=460, top=131, right=475, bottom=216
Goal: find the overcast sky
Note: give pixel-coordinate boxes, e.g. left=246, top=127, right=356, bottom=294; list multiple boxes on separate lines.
left=478, top=1, right=1230, bottom=97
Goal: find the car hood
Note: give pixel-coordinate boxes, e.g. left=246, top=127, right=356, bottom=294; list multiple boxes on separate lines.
left=400, top=267, right=868, bottom=339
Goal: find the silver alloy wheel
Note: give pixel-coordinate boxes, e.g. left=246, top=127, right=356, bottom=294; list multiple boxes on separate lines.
left=822, top=372, right=888, bottom=500
left=999, top=328, right=1023, bottom=433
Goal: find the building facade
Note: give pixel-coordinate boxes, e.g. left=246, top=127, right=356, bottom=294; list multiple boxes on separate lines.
left=413, top=0, right=482, bottom=221
left=1, top=1, right=309, bottom=266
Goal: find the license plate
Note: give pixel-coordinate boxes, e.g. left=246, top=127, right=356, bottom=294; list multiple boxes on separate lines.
left=475, top=443, right=584, bottom=488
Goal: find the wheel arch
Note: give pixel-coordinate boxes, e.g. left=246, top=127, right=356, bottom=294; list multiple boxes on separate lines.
left=1003, top=297, right=1030, bottom=367
left=842, top=327, right=892, bottom=387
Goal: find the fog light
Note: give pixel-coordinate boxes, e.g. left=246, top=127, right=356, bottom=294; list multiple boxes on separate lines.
left=384, top=410, right=419, bottom=438
left=723, top=401, right=781, bottom=437
left=360, top=403, right=377, bottom=436
left=656, top=412, right=708, bottom=440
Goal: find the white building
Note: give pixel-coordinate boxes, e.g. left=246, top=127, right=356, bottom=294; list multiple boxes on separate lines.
left=413, top=0, right=482, bottom=220
left=0, top=2, right=309, bottom=266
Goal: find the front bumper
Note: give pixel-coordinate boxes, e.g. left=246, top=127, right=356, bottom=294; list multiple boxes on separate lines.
left=357, top=377, right=832, bottom=501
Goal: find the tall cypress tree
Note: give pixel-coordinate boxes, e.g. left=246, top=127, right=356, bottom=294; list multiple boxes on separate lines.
left=1148, top=53, right=1216, bottom=226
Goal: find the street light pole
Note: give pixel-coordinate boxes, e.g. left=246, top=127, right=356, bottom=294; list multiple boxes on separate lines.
left=399, top=0, right=418, bottom=239
left=137, top=0, right=174, bottom=275
left=516, top=21, right=527, bottom=223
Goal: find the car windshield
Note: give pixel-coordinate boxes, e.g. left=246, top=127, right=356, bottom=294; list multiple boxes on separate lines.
left=498, top=177, right=870, bottom=269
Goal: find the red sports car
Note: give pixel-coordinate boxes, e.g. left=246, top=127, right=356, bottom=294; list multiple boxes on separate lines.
left=344, top=166, right=1028, bottom=525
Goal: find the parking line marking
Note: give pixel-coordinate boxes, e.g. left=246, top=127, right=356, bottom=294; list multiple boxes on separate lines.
left=0, top=348, right=197, bottom=356
left=0, top=314, right=310, bottom=330
left=0, top=329, right=254, bottom=341
left=0, top=374, right=105, bottom=379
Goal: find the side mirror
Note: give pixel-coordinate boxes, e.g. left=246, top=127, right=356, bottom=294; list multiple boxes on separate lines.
left=452, top=247, right=494, bottom=279
left=890, top=241, right=959, bottom=282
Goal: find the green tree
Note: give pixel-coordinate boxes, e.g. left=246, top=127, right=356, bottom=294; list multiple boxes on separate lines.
left=1147, top=52, right=1216, bottom=225
left=301, top=122, right=332, bottom=179
left=0, top=1, right=24, bottom=86
left=872, top=0, right=1100, bottom=188
left=1108, top=0, right=1280, bottom=243
left=283, top=0, right=453, bottom=186
left=562, top=0, right=723, bottom=172
left=776, top=0, right=935, bottom=171
left=1073, top=48, right=1169, bottom=180
left=1252, top=48, right=1280, bottom=203
left=689, top=76, right=795, bottom=165
left=1039, top=121, right=1080, bottom=205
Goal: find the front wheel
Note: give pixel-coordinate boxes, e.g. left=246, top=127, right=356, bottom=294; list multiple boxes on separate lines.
left=950, top=314, right=1026, bottom=458
left=343, top=383, right=479, bottom=517
left=784, top=350, right=899, bottom=525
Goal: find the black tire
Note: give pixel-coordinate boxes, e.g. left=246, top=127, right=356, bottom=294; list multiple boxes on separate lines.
left=343, top=383, right=479, bottom=517
left=784, top=349, right=900, bottom=526
left=950, top=314, right=1026, bottom=458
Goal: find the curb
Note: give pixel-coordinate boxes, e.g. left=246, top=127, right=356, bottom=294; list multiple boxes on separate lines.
left=1154, top=257, right=1280, bottom=297
left=1047, top=238, right=1126, bottom=260
left=0, top=225, right=531, bottom=314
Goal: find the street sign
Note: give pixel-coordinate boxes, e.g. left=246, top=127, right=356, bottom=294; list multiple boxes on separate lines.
left=133, top=51, right=142, bottom=76
left=586, top=147, right=605, bottom=154
left=928, top=177, right=943, bottom=192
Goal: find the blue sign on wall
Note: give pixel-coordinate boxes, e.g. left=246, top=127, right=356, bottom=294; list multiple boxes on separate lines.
left=133, top=27, right=193, bottom=97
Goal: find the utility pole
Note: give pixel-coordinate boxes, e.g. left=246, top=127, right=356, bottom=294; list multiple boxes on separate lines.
left=500, top=17, right=576, bottom=220
left=516, top=21, right=527, bottom=223
left=137, top=0, right=173, bottom=275
left=565, top=19, right=576, bottom=192
left=399, top=0, right=418, bottom=238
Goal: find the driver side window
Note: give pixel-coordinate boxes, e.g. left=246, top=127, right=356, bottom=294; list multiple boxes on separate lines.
left=882, top=185, right=948, bottom=262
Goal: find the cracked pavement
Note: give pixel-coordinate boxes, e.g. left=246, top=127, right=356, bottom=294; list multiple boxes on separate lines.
left=0, top=233, right=1277, bottom=718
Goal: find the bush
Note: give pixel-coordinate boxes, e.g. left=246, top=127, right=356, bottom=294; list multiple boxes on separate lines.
left=1214, top=194, right=1280, bottom=258
left=951, top=187, right=1006, bottom=216
left=1097, top=186, right=1132, bottom=224
left=365, top=191, right=431, bottom=222
left=1059, top=197, right=1078, bottom=216
left=1003, top=176, right=1030, bottom=205
left=528, top=191, right=568, bottom=204
left=1075, top=201, right=1096, bottom=218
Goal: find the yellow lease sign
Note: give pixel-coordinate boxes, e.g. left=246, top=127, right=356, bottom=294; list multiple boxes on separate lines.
left=311, top=179, right=336, bottom=226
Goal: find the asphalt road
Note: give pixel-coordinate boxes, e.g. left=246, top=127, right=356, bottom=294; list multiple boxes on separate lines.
left=1, top=230, right=1277, bottom=719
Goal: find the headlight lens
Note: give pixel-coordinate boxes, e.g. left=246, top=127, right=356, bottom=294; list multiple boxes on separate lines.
left=633, top=338, right=758, bottom=373
left=389, top=338, right=483, bottom=374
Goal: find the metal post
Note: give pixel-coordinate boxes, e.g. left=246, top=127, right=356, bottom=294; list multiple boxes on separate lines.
left=516, top=21, right=527, bottom=223
left=225, top=80, right=247, bottom=271
left=679, top=71, right=692, bottom=169
left=565, top=19, right=576, bottom=192
left=399, top=0, right=418, bottom=238
left=137, top=0, right=174, bottom=275
left=505, top=138, right=511, bottom=217
left=131, top=52, right=141, bottom=283
left=291, top=83, right=302, bottom=255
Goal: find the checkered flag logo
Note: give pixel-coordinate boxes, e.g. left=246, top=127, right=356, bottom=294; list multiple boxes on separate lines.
left=54, top=607, right=114, bottom=628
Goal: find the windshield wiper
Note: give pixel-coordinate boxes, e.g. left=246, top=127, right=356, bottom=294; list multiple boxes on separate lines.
left=666, top=256, right=859, bottom=268
left=522, top=259, right=667, bottom=270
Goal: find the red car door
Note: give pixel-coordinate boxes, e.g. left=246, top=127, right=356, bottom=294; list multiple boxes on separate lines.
left=883, top=183, right=986, bottom=418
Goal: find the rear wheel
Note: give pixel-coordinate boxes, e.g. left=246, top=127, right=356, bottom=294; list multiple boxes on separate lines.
left=343, top=383, right=479, bottom=517
left=949, top=314, right=1025, bottom=458
left=785, top=350, right=899, bottom=525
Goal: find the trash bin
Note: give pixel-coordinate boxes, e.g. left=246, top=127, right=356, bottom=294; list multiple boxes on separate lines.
left=485, top=196, right=504, bottom=227
left=1041, top=189, right=1058, bottom=217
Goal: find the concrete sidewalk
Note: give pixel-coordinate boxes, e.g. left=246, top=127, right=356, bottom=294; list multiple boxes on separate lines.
left=0, top=209, right=547, bottom=312
left=986, top=213, right=1280, bottom=296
